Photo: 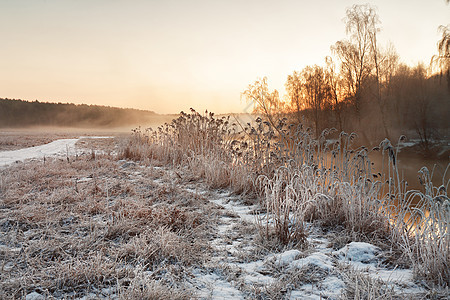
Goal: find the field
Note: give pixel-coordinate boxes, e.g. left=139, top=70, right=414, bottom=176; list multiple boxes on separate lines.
left=0, top=114, right=448, bottom=299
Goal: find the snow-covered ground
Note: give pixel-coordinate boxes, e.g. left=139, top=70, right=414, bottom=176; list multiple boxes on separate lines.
left=0, top=136, right=113, bottom=168
left=189, top=190, right=425, bottom=299
left=147, top=172, right=427, bottom=299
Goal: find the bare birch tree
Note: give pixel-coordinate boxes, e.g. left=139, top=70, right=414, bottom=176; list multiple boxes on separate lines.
left=242, top=77, right=285, bottom=131
left=332, top=4, right=379, bottom=120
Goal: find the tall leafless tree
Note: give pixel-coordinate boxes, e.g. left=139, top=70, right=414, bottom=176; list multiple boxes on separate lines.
left=285, top=71, right=304, bottom=124
left=432, top=25, right=450, bottom=91
left=332, top=4, right=379, bottom=120
left=300, top=65, right=332, bottom=138
left=242, top=77, right=285, bottom=132
left=325, top=56, right=345, bottom=132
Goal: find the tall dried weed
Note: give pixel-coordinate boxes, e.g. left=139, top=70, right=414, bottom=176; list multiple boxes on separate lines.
left=121, top=109, right=449, bottom=289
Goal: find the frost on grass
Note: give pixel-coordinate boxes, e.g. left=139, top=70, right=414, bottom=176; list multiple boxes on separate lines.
left=0, top=153, right=215, bottom=299
left=1, top=125, right=448, bottom=299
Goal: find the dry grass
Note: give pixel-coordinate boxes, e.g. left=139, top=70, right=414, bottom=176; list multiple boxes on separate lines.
left=0, top=152, right=214, bottom=298
left=393, top=166, right=450, bottom=288
left=337, top=263, right=400, bottom=300
left=118, top=276, right=194, bottom=300
left=118, top=110, right=254, bottom=195
left=2, top=117, right=445, bottom=298
left=119, top=109, right=449, bottom=291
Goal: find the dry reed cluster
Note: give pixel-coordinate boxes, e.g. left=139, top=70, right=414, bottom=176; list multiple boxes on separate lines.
left=120, top=109, right=449, bottom=289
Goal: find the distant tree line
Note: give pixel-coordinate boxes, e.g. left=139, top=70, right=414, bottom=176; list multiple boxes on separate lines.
left=0, top=98, right=165, bottom=128
left=244, top=4, right=450, bottom=149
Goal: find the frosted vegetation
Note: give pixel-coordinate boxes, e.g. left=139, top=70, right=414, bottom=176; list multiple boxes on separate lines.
left=0, top=112, right=448, bottom=299
left=120, top=108, right=449, bottom=296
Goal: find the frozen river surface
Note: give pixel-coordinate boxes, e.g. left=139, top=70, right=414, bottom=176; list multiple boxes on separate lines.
left=0, top=137, right=112, bottom=167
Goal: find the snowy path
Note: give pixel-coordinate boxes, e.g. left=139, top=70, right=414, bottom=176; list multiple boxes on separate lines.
left=176, top=179, right=426, bottom=299
left=0, top=136, right=113, bottom=168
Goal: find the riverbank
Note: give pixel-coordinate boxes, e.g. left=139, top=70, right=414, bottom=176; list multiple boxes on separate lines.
left=0, top=135, right=448, bottom=299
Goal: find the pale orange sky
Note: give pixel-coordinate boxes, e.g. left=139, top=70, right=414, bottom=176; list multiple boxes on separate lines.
left=1, top=0, right=448, bottom=114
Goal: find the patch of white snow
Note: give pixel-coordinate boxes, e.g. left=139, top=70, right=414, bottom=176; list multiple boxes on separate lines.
left=289, top=253, right=334, bottom=271
left=0, top=138, right=79, bottom=167
left=192, top=270, right=244, bottom=299
left=333, top=242, right=380, bottom=264
left=269, top=249, right=302, bottom=266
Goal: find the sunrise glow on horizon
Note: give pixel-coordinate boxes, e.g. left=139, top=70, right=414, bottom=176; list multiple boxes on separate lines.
left=1, top=0, right=448, bottom=114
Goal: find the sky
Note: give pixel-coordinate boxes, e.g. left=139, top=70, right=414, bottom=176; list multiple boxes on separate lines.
left=0, top=0, right=449, bottom=114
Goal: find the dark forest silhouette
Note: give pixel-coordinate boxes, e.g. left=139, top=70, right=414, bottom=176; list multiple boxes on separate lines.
left=0, top=98, right=168, bottom=128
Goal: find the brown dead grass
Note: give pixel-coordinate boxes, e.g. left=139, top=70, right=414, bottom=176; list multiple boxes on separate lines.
left=0, top=153, right=214, bottom=299
left=121, top=111, right=449, bottom=291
